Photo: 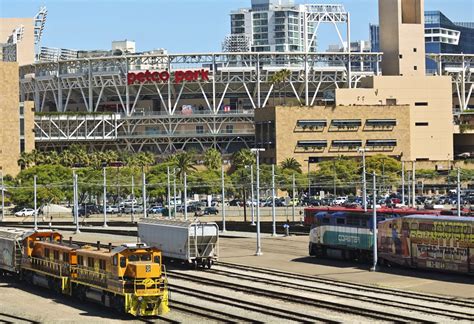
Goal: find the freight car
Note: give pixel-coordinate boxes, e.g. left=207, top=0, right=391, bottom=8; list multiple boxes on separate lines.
left=308, top=211, right=399, bottom=261
left=378, top=215, right=474, bottom=274
left=138, top=218, right=219, bottom=269
left=304, top=206, right=442, bottom=226
left=0, top=228, right=169, bottom=316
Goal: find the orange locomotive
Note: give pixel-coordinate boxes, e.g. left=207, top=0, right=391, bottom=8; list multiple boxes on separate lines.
left=0, top=228, right=169, bottom=317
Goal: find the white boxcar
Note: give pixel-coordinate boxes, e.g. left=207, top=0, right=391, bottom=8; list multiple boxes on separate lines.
left=138, top=218, right=219, bottom=268
left=0, top=228, right=28, bottom=273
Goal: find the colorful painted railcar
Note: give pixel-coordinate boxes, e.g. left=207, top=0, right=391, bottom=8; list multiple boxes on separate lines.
left=378, top=215, right=474, bottom=274
left=308, top=211, right=397, bottom=260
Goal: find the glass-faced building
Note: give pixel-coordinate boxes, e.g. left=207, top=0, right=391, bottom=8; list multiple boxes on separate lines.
left=370, top=11, right=474, bottom=70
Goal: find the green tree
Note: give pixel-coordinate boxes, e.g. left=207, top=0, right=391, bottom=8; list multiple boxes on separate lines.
left=231, top=149, right=255, bottom=170
left=203, top=148, right=222, bottom=171
left=280, top=157, right=302, bottom=174
left=270, top=69, right=291, bottom=106
left=169, top=151, right=198, bottom=180
left=365, top=155, right=401, bottom=184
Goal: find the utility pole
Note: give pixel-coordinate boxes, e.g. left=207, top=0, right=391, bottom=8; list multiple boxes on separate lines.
left=292, top=173, right=296, bottom=222
left=103, top=167, right=107, bottom=227
left=407, top=171, right=411, bottom=208
left=142, top=168, right=147, bottom=219
left=359, top=148, right=367, bottom=212
left=250, top=148, right=265, bottom=256
left=221, top=165, right=226, bottom=232
left=457, top=168, right=461, bottom=217
left=401, top=161, right=405, bottom=206
left=0, top=171, right=4, bottom=222
left=131, top=176, right=135, bottom=223
left=370, top=172, right=377, bottom=272
left=184, top=172, right=188, bottom=220
left=173, top=169, right=177, bottom=218
left=34, top=175, right=38, bottom=231
left=167, top=166, right=171, bottom=218
left=74, top=172, right=80, bottom=234
left=271, top=164, right=276, bottom=236
left=250, top=165, right=255, bottom=225
left=412, top=161, right=416, bottom=208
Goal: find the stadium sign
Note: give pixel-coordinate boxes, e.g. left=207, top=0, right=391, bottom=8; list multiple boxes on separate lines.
left=127, top=69, right=209, bottom=85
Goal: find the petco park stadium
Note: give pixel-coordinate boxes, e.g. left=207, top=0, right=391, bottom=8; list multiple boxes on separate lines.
left=18, top=51, right=472, bottom=155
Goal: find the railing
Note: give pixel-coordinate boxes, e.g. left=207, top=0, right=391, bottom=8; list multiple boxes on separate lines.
left=26, top=256, right=70, bottom=277
left=73, top=265, right=108, bottom=287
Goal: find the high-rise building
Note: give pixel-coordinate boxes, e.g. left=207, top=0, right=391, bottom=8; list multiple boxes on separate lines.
left=229, top=0, right=349, bottom=52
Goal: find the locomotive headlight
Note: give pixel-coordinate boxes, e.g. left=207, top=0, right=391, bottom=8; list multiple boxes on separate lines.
left=138, top=296, right=143, bottom=301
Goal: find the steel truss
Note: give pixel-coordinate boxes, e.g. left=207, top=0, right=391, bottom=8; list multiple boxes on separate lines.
left=431, top=54, right=474, bottom=113
left=20, top=52, right=473, bottom=154
left=34, top=111, right=255, bottom=154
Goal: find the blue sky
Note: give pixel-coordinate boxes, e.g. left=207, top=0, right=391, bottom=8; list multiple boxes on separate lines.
left=0, top=0, right=472, bottom=53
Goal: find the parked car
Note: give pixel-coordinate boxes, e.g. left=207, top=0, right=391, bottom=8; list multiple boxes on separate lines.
left=229, top=199, right=243, bottom=207
left=106, top=205, right=120, bottom=214
left=14, top=208, right=36, bottom=217
left=148, top=206, right=164, bottom=214
left=122, top=205, right=144, bottom=214
left=203, top=207, right=219, bottom=215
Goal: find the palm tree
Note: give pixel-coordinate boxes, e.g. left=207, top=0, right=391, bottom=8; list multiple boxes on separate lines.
left=280, top=157, right=302, bottom=174
left=203, top=148, right=222, bottom=171
left=231, top=149, right=255, bottom=170
left=17, top=151, right=32, bottom=169
left=171, top=152, right=197, bottom=180
left=270, top=69, right=292, bottom=106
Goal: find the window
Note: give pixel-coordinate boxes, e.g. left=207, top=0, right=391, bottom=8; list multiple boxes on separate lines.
left=414, top=66, right=417, bottom=71
left=129, top=255, right=139, bottom=262
left=331, top=119, right=362, bottom=128
left=415, top=102, right=428, bottom=106
left=336, top=218, right=345, bottom=225
left=196, top=125, right=204, bottom=134
left=415, top=122, right=429, bottom=126
left=366, top=140, right=397, bottom=147
left=53, top=250, right=59, bottom=260
left=225, top=125, right=234, bottom=134
left=154, top=256, right=161, bottom=264
left=399, top=54, right=403, bottom=59
left=113, top=255, right=118, bottom=266
left=332, top=140, right=362, bottom=148
left=44, top=248, right=50, bottom=258
left=140, top=254, right=151, bottom=262
left=99, top=259, right=106, bottom=271
left=296, top=140, right=327, bottom=149
left=78, top=255, right=84, bottom=266
left=386, top=98, right=397, bottom=105
left=366, top=119, right=397, bottom=127
left=413, top=48, right=417, bottom=52
left=19, top=119, right=24, bottom=136
left=63, top=252, right=69, bottom=262
left=322, top=218, right=330, bottom=224
left=120, top=257, right=126, bottom=268
left=87, top=257, right=95, bottom=268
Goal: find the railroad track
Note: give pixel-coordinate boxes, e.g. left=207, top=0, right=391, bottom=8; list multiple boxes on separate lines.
left=0, top=313, right=39, bottom=324
left=167, top=270, right=439, bottom=323
left=170, top=283, right=335, bottom=323
left=170, top=299, right=258, bottom=323
left=217, top=261, right=474, bottom=309
left=208, top=263, right=474, bottom=321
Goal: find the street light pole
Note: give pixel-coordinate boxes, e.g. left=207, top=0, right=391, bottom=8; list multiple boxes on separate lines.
left=142, top=168, right=147, bottom=219
left=251, top=148, right=265, bottom=256
left=401, top=161, right=405, bottom=206
left=173, top=169, right=177, bottom=218
left=250, top=165, right=255, bottom=226
left=184, top=172, right=188, bottom=220
left=359, top=148, right=367, bottom=212
left=412, top=161, right=416, bottom=208
left=0, top=171, right=4, bottom=222
left=34, top=175, right=37, bottom=231
left=131, top=175, right=135, bottom=223
left=271, top=164, right=276, bottom=236
left=103, top=167, right=107, bottom=227
left=292, top=173, right=296, bottom=222
left=167, top=166, right=171, bottom=218
left=221, top=165, right=226, bottom=232
left=370, top=172, right=377, bottom=272
left=457, top=168, right=461, bottom=217
left=74, top=172, right=80, bottom=234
